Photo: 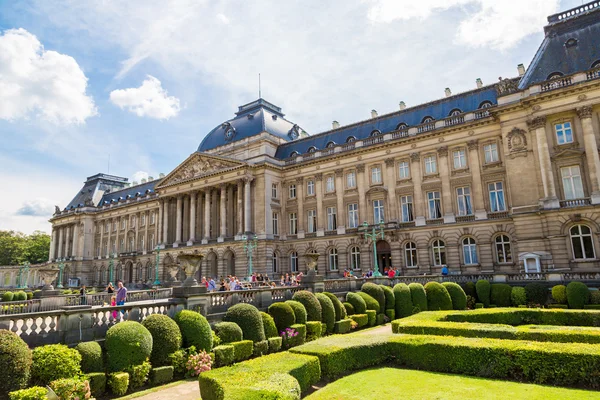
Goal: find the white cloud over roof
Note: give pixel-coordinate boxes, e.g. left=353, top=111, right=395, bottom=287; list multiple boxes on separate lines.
left=110, top=75, right=181, bottom=120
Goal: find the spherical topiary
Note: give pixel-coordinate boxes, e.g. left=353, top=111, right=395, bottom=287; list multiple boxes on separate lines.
left=511, top=286, right=527, bottom=307
left=379, top=285, right=395, bottom=311
left=75, top=341, right=104, bottom=373
left=285, top=300, right=307, bottom=324
left=490, top=283, right=512, bottom=307
left=142, top=314, right=182, bottom=366
left=322, top=292, right=345, bottom=321
left=525, top=283, right=548, bottom=306
left=2, top=291, right=14, bottom=302
left=552, top=284, right=568, bottom=305
left=463, top=281, right=477, bottom=299
left=105, top=321, right=153, bottom=373
left=567, top=281, right=590, bottom=309
left=346, top=292, right=367, bottom=314
left=268, top=302, right=296, bottom=333
left=291, top=290, right=322, bottom=322
left=223, top=303, right=266, bottom=343
left=442, top=282, right=467, bottom=310
left=13, top=291, right=27, bottom=301
left=173, top=310, right=213, bottom=352
left=393, top=283, right=413, bottom=318
left=424, top=281, right=453, bottom=311
left=31, top=344, right=82, bottom=385
left=0, top=330, right=32, bottom=397
left=408, top=283, right=428, bottom=312
left=214, top=321, right=244, bottom=344
left=356, top=292, right=380, bottom=313
left=475, top=280, right=491, bottom=307
left=361, top=283, right=386, bottom=311
left=343, top=302, right=355, bottom=316
left=315, top=293, right=335, bottom=333
left=260, top=312, right=278, bottom=339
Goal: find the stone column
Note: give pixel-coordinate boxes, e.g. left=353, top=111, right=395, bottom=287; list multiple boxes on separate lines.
left=115, top=218, right=120, bottom=253
left=385, top=158, right=398, bottom=222
left=163, top=199, right=170, bottom=246
left=296, top=177, right=305, bottom=237
left=98, top=222, right=104, bottom=258
left=182, top=195, right=190, bottom=243
left=64, top=225, right=71, bottom=258
left=227, top=185, right=235, bottom=237
left=134, top=213, right=140, bottom=252
left=144, top=211, right=149, bottom=252
left=49, top=228, right=57, bottom=261
left=356, top=164, right=367, bottom=225
left=236, top=181, right=244, bottom=238
left=467, top=140, right=487, bottom=219
left=211, top=189, right=219, bottom=238
left=188, top=192, right=197, bottom=245
left=57, top=226, right=64, bottom=259
left=218, top=184, right=227, bottom=242
left=244, top=177, right=254, bottom=233
left=315, top=173, right=324, bottom=236
left=578, top=106, right=600, bottom=204
left=72, top=223, right=79, bottom=260
left=107, top=219, right=112, bottom=256
left=528, top=116, right=559, bottom=208
left=174, top=195, right=183, bottom=247
left=157, top=200, right=163, bottom=245
left=334, top=169, right=345, bottom=234
left=410, top=153, right=425, bottom=226
left=203, top=190, right=211, bottom=243
left=437, top=146, right=455, bottom=223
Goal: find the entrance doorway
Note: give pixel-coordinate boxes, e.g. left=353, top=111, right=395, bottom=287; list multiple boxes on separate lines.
left=376, top=240, right=392, bottom=274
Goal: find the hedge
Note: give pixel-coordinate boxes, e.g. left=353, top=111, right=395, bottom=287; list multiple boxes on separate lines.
left=174, top=310, right=213, bottom=351
left=268, top=302, right=297, bottom=333
left=290, top=324, right=307, bottom=348
left=475, top=280, right=491, bottom=308
left=214, top=321, right=244, bottom=344
left=443, top=308, right=600, bottom=327
left=292, top=291, right=322, bottom=322
left=31, top=344, right=82, bottom=386
left=424, top=282, right=452, bottom=311
left=306, top=321, right=322, bottom=341
left=567, top=282, right=590, bottom=309
left=442, top=282, right=467, bottom=310
left=2, top=292, right=14, bottom=302
left=380, top=285, right=395, bottom=311
left=320, top=322, right=327, bottom=337
left=334, top=319, right=352, bottom=334
left=223, top=303, right=266, bottom=343
left=253, top=340, right=269, bottom=357
left=511, top=287, right=527, bottom=307
left=150, top=366, right=173, bottom=386
left=393, top=283, right=413, bottom=318
left=490, top=284, right=512, bottom=308
left=198, top=352, right=321, bottom=400
left=463, top=281, right=477, bottom=299
left=356, top=292, right=380, bottom=313
left=385, top=309, right=395, bottom=321
left=8, top=387, right=47, bottom=400
left=350, top=314, right=368, bottom=328
left=86, top=372, right=106, bottom=397
left=0, top=330, right=32, bottom=398
left=142, top=314, right=182, bottom=366
left=552, top=285, right=568, bottom=305
left=285, top=300, right=308, bottom=324
left=361, top=283, right=386, bottom=311
left=525, top=283, right=547, bottom=306
left=213, top=345, right=235, bottom=367
left=108, top=372, right=129, bottom=396
left=268, top=337, right=283, bottom=353
left=13, top=292, right=27, bottom=301
left=260, top=312, right=279, bottom=339
left=408, top=283, right=427, bottom=312
left=366, top=310, right=376, bottom=327
left=323, top=292, right=345, bottom=321
left=343, top=302, right=355, bottom=316
left=105, top=321, right=153, bottom=373
left=591, top=291, right=600, bottom=305
left=49, top=378, right=91, bottom=400
left=75, top=341, right=104, bottom=373
left=316, top=293, right=335, bottom=333
left=127, top=360, right=151, bottom=390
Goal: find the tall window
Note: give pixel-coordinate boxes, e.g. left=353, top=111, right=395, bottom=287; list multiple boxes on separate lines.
left=350, top=246, right=361, bottom=270
left=120, top=238, right=125, bottom=253
left=272, top=252, right=278, bottom=273
left=113, top=222, right=117, bottom=232
left=328, top=248, right=339, bottom=271
left=140, top=237, right=145, bottom=252
left=289, top=184, right=297, bottom=199
left=149, top=234, right=155, bottom=250
left=105, top=223, right=109, bottom=233
left=290, top=252, right=298, bottom=272
left=432, top=240, right=446, bottom=266
left=489, top=182, right=506, bottom=212
left=131, top=216, right=136, bottom=227
left=405, top=242, right=417, bottom=267
left=453, top=149, right=467, bottom=169
left=307, top=210, right=317, bottom=233
left=371, top=166, right=382, bottom=184
left=462, top=237, right=478, bottom=265
left=121, top=219, right=126, bottom=230
left=400, top=195, right=413, bottom=222
left=427, top=191, right=442, bottom=219
left=373, top=199, right=385, bottom=224
left=307, top=180, right=315, bottom=195
left=129, top=237, right=134, bottom=252
left=326, top=176, right=335, bottom=192
left=555, top=122, right=573, bottom=144
left=495, top=235, right=512, bottom=263
left=150, top=212, right=155, bottom=224
left=484, top=143, right=499, bottom=163
left=348, top=203, right=359, bottom=228
left=272, top=212, right=279, bottom=235
left=424, top=155, right=437, bottom=174
left=289, top=213, right=298, bottom=235
left=570, top=225, right=595, bottom=259
left=561, top=166, right=585, bottom=199
left=141, top=214, right=146, bottom=226
left=456, top=187, right=472, bottom=216
left=346, top=171, right=356, bottom=188
left=398, top=161, right=410, bottom=179
left=327, top=207, right=337, bottom=231
left=272, top=183, right=278, bottom=199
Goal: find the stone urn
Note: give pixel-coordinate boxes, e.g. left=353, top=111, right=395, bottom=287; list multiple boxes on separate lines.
left=39, top=268, right=60, bottom=290
left=304, top=252, right=320, bottom=276
left=166, top=264, right=181, bottom=286
left=178, top=254, right=204, bottom=287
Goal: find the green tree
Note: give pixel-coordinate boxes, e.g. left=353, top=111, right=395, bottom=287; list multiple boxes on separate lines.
left=25, top=231, right=51, bottom=264
left=0, top=230, right=50, bottom=265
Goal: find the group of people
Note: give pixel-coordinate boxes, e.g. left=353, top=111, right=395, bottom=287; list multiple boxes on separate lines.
left=279, top=272, right=302, bottom=286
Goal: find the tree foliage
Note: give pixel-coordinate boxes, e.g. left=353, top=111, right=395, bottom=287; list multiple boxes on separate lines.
left=0, top=230, right=51, bottom=265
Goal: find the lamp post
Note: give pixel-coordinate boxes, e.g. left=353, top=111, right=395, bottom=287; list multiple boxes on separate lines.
left=153, top=245, right=161, bottom=286
left=363, top=220, right=385, bottom=277
left=17, top=261, right=30, bottom=289
left=22, top=262, right=30, bottom=289
left=57, top=258, right=65, bottom=289
left=242, top=234, right=258, bottom=281
left=108, top=253, right=116, bottom=284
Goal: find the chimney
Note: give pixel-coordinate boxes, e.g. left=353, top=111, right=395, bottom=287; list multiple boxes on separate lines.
left=399, top=101, right=406, bottom=110
left=141, top=178, right=147, bottom=184
left=517, top=63, right=526, bottom=76
left=371, top=109, right=378, bottom=118
left=148, top=176, right=154, bottom=181
left=332, top=121, right=340, bottom=129
left=445, top=88, right=452, bottom=97
left=476, top=78, right=483, bottom=88
left=159, top=173, right=165, bottom=178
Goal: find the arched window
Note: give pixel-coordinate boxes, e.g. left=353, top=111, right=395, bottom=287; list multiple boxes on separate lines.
left=290, top=251, right=298, bottom=273
left=346, top=136, right=356, bottom=143
left=307, top=146, right=317, bottom=153
left=570, top=225, right=595, bottom=259
left=547, top=72, right=563, bottom=80
left=136, top=263, right=142, bottom=282
left=396, top=123, right=408, bottom=130
left=494, top=235, right=512, bottom=263
left=326, top=141, right=336, bottom=148
left=328, top=248, right=339, bottom=271
left=272, top=252, right=278, bottom=273
left=290, top=151, right=299, bottom=157
left=422, top=116, right=434, bottom=124
left=370, top=130, right=381, bottom=137
left=405, top=242, right=417, bottom=267
left=449, top=109, right=462, bottom=116
left=592, top=60, right=600, bottom=69
left=462, top=237, right=478, bottom=265
left=350, top=246, right=361, bottom=270
left=431, top=240, right=446, bottom=266
left=145, top=262, right=152, bottom=282
left=479, top=101, right=493, bottom=109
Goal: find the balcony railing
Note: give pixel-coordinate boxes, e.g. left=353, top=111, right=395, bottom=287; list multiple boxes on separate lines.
left=587, top=67, right=600, bottom=81
left=560, top=198, right=591, bottom=208
left=474, top=110, right=490, bottom=119
left=392, top=130, right=409, bottom=139
left=362, top=136, right=384, bottom=146
left=445, top=115, right=465, bottom=126
left=541, top=76, right=573, bottom=92
left=426, top=218, right=444, bottom=225
left=456, top=215, right=475, bottom=223
left=488, top=211, right=509, bottom=219
left=417, top=122, right=436, bottom=133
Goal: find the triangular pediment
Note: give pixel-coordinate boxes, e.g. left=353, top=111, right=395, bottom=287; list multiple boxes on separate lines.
left=551, top=148, right=584, bottom=160
left=157, top=152, right=247, bottom=188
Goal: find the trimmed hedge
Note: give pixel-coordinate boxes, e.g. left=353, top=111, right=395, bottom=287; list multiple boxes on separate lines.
left=253, top=340, right=269, bottom=357
left=443, top=308, right=600, bottom=327
left=285, top=300, right=308, bottom=324
left=320, top=323, right=327, bottom=337
left=142, top=314, right=182, bottom=366
left=366, top=310, right=376, bottom=327
left=31, top=344, right=82, bottom=386
left=525, top=283, right=547, bottom=306
left=75, top=341, right=103, bottom=373
left=323, top=292, right=345, bottom=321
left=567, top=282, right=590, bottom=309
left=346, top=292, right=367, bottom=314
left=408, top=283, right=428, bottom=312
left=343, top=302, right=355, bottom=316
left=316, top=293, right=335, bottom=333
left=552, top=285, right=568, bottom=305
left=8, top=387, right=47, bottom=400
left=361, top=283, right=386, bottom=311
left=105, top=321, right=153, bottom=373
left=268, top=337, right=282, bottom=353
left=442, top=282, right=467, bottom=310
left=306, top=321, right=322, bottom=341
left=108, top=372, right=129, bottom=396
left=0, top=330, right=32, bottom=398
left=511, top=287, right=527, bottom=307
left=424, top=282, right=452, bottom=311
left=350, top=314, right=368, bottom=328
left=260, top=312, right=279, bottom=339
left=150, top=366, right=173, bottom=386
left=174, top=310, right=213, bottom=351
left=213, top=345, right=235, bottom=367
left=380, top=285, right=395, bottom=311
left=334, top=319, right=352, bottom=334
left=223, top=303, right=266, bottom=343
left=475, top=280, right=491, bottom=308
left=231, top=340, right=254, bottom=363
left=13, top=291, right=27, bottom=301
left=2, top=292, right=14, bottom=302
left=393, top=283, right=413, bottom=318
left=214, top=321, right=244, bottom=344
left=376, top=313, right=385, bottom=326
left=385, top=309, right=395, bottom=321
left=268, top=302, right=296, bottom=333
left=490, top=284, right=512, bottom=308
left=463, top=281, right=477, bottom=299
left=290, top=324, right=307, bottom=347
left=292, top=291, right=322, bottom=322
left=127, top=360, right=151, bottom=390
left=86, top=372, right=106, bottom=397
left=356, top=292, right=380, bottom=313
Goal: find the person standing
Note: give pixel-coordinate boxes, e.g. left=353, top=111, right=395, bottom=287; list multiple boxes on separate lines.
left=116, top=281, right=127, bottom=313
left=79, top=285, right=87, bottom=305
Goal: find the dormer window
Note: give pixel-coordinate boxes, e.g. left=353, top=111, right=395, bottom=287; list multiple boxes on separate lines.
left=346, top=136, right=356, bottom=143
left=290, top=151, right=299, bottom=158
left=565, top=38, right=578, bottom=48
left=547, top=72, right=563, bottom=80
left=396, top=123, right=408, bottom=130
left=592, top=60, right=600, bottom=69
left=370, top=130, right=382, bottom=136
left=307, top=146, right=317, bottom=153
left=422, top=116, right=434, bottom=124
left=449, top=109, right=462, bottom=116
left=288, top=124, right=300, bottom=140
left=479, top=101, right=493, bottom=109
left=326, top=141, right=336, bottom=148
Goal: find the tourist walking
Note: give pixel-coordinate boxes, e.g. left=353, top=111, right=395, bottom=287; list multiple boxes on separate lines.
left=116, top=281, right=127, bottom=314
left=79, top=285, right=87, bottom=305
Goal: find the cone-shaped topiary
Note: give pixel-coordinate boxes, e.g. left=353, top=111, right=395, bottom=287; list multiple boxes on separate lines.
left=323, top=292, right=345, bottom=321
left=0, top=330, right=32, bottom=398
left=142, top=314, right=182, bottom=367
left=285, top=300, right=307, bottom=324
left=75, top=341, right=104, bottom=373
left=343, top=302, right=355, bottom=316
left=490, top=284, right=513, bottom=307
left=361, top=283, right=386, bottom=311
left=223, top=303, right=266, bottom=343
left=442, top=282, right=467, bottom=310
left=291, top=290, right=322, bottom=322
left=356, top=291, right=380, bottom=313
left=379, top=285, right=395, bottom=311
left=393, top=283, right=413, bottom=318
left=268, top=302, right=296, bottom=333
left=475, top=280, right=491, bottom=307
left=316, top=293, right=335, bottom=333
left=105, top=321, right=152, bottom=373
left=552, top=284, right=568, bottom=305
left=424, top=281, right=453, bottom=311
left=260, top=312, right=278, bottom=338
left=346, top=292, right=367, bottom=314
left=173, top=310, right=213, bottom=352
left=567, top=281, right=590, bottom=309
left=214, top=321, right=243, bottom=343
left=408, top=283, right=428, bottom=312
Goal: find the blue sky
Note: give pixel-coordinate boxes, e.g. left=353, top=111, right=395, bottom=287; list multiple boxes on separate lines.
left=0, top=0, right=582, bottom=234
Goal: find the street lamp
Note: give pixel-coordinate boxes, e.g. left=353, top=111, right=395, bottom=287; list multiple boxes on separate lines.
left=153, top=245, right=161, bottom=286
left=242, top=234, right=258, bottom=281
left=17, top=261, right=30, bottom=289
left=363, top=220, right=385, bottom=277
left=108, top=253, right=116, bottom=284
left=57, top=258, right=65, bottom=289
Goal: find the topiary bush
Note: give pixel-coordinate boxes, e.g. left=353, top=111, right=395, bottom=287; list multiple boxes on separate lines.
left=268, top=302, right=296, bottom=333
left=174, top=310, right=213, bottom=351
left=260, top=312, right=278, bottom=339
left=334, top=319, right=352, bottom=334
left=291, top=291, right=322, bottom=322
left=385, top=309, right=395, bottom=320
left=213, top=345, right=235, bottom=367
left=350, top=314, right=368, bottom=328
left=223, top=304, right=266, bottom=343
left=475, top=280, right=491, bottom=308
left=268, top=336, right=282, bottom=353
left=408, top=283, right=428, bottom=312
left=86, top=372, right=106, bottom=397
left=0, top=330, right=32, bottom=398
left=525, top=283, right=548, bottom=306
left=366, top=310, right=376, bottom=326
left=567, top=281, right=590, bottom=309
left=380, top=285, right=395, bottom=311
left=13, top=291, right=27, bottom=301
left=346, top=292, right=367, bottom=314
left=8, top=387, right=47, bottom=400
left=442, top=282, right=467, bottom=310
left=343, top=302, right=355, bottom=316
left=323, top=292, right=345, bottom=321
left=108, top=372, right=129, bottom=396
left=49, top=378, right=91, bottom=400
left=315, top=293, right=335, bottom=333
left=105, top=321, right=153, bottom=373
left=127, top=360, right=151, bottom=390
left=424, top=281, right=453, bottom=311
left=511, top=286, right=527, bottom=306
left=214, top=321, right=243, bottom=344
left=2, top=291, right=14, bottom=302
left=289, top=324, right=306, bottom=347
left=231, top=340, right=254, bottom=362
left=31, top=344, right=82, bottom=386
left=150, top=366, right=174, bottom=386
left=552, top=285, right=568, bottom=305
left=142, top=314, right=182, bottom=367
left=285, top=300, right=307, bottom=324
left=393, top=283, right=413, bottom=318
left=75, top=341, right=104, bottom=373
left=305, top=321, right=322, bottom=341
left=591, top=291, right=600, bottom=305
left=463, top=281, right=477, bottom=299
left=253, top=340, right=269, bottom=357
left=361, top=282, right=386, bottom=311
left=356, top=291, right=380, bottom=313
left=490, top=283, right=513, bottom=308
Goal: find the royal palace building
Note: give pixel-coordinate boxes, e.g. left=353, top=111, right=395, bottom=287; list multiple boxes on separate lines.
left=46, top=2, right=600, bottom=287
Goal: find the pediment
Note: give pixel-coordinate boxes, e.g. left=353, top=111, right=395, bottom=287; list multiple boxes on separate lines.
left=551, top=148, right=584, bottom=161
left=157, top=152, right=246, bottom=188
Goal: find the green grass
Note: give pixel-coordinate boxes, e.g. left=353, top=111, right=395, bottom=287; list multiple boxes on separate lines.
left=306, top=368, right=600, bottom=400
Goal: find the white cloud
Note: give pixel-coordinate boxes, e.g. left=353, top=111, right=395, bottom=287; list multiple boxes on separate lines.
left=16, top=198, right=55, bottom=217
left=0, top=28, right=97, bottom=125
left=110, top=75, right=181, bottom=120
left=217, top=13, right=230, bottom=24
left=131, top=170, right=149, bottom=183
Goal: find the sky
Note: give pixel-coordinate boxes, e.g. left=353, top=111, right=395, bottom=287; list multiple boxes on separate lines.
left=0, top=0, right=584, bottom=234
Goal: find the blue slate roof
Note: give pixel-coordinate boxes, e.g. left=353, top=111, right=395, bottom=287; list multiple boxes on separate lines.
left=519, top=2, right=600, bottom=89
left=64, top=174, right=129, bottom=210
left=98, top=180, right=158, bottom=206
left=274, top=86, right=497, bottom=159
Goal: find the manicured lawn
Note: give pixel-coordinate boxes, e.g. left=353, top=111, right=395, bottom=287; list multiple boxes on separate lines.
left=306, top=368, right=600, bottom=400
